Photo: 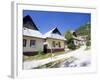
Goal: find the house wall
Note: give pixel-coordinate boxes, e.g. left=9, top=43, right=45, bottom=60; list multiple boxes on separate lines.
left=73, top=39, right=85, bottom=46
left=46, top=38, right=65, bottom=53
left=23, top=36, right=44, bottom=56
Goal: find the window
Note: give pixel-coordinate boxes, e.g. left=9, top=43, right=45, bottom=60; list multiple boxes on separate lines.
left=58, top=42, right=61, bottom=48
left=52, top=41, right=55, bottom=47
left=30, top=40, right=36, bottom=47
left=23, top=39, right=27, bottom=47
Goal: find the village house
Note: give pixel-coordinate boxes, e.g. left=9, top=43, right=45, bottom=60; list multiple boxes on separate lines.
left=23, top=15, right=66, bottom=56
left=43, top=27, right=66, bottom=53
left=71, top=31, right=87, bottom=46
left=23, top=15, right=44, bottom=56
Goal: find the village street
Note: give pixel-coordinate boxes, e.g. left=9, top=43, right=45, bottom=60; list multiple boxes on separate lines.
left=23, top=46, right=91, bottom=69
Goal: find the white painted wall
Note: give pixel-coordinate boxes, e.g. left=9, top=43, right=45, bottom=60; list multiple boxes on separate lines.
left=46, top=38, right=65, bottom=49
left=23, top=36, right=44, bottom=52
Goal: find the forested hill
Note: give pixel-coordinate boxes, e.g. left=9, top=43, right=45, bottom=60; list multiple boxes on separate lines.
left=75, top=23, right=91, bottom=36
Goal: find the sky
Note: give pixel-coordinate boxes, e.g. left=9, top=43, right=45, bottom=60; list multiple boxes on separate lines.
left=23, top=10, right=91, bottom=35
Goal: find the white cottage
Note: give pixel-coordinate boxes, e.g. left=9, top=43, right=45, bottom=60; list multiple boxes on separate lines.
left=43, top=27, right=66, bottom=53
left=23, top=15, right=44, bottom=56
left=71, top=31, right=86, bottom=46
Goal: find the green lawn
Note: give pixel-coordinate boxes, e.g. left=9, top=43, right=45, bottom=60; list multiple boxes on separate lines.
left=23, top=51, right=67, bottom=61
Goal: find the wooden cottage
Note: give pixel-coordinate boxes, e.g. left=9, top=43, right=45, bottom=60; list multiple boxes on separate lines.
left=71, top=31, right=86, bottom=46
left=23, top=15, right=44, bottom=56
left=43, top=27, right=66, bottom=53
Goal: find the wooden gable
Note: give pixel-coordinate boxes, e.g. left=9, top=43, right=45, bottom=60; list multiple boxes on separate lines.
left=52, top=27, right=61, bottom=35
left=23, top=15, right=39, bottom=31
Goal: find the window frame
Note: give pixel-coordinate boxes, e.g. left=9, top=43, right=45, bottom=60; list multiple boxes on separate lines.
left=58, top=42, right=61, bottom=48
left=30, top=40, right=36, bottom=47
left=23, top=39, right=27, bottom=47
left=52, top=41, right=56, bottom=47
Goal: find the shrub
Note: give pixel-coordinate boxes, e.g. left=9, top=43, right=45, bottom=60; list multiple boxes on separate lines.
left=86, top=41, right=91, bottom=47
left=67, top=42, right=76, bottom=50
left=38, top=49, right=44, bottom=55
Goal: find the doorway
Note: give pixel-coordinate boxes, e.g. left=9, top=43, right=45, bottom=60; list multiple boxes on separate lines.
left=43, top=44, right=47, bottom=53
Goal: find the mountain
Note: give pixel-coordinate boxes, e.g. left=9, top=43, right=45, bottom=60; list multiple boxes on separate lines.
left=75, top=23, right=91, bottom=37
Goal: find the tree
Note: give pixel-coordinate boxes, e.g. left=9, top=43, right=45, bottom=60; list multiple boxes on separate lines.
left=64, top=31, right=76, bottom=50
left=67, top=41, right=76, bottom=50
left=64, top=31, right=73, bottom=41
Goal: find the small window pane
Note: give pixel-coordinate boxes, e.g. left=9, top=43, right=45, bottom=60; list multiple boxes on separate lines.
left=58, top=42, right=61, bottom=48
left=30, top=40, right=36, bottom=47
left=23, top=39, right=27, bottom=47
left=52, top=41, right=55, bottom=47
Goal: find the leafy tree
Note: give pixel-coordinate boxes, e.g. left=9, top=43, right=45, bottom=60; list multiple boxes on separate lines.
left=64, top=31, right=73, bottom=41
left=67, top=41, right=76, bottom=50
left=64, top=31, right=76, bottom=50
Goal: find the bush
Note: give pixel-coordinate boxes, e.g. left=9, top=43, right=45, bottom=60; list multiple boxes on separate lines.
left=38, top=49, right=44, bottom=55
left=67, top=42, right=76, bottom=50
left=86, top=41, right=91, bottom=47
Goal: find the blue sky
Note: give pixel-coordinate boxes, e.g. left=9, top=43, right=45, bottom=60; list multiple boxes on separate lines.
left=23, top=10, right=91, bottom=35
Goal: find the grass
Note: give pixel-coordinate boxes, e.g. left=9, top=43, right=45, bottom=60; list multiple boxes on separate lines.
left=23, top=45, right=84, bottom=62
left=23, top=53, right=52, bottom=61
left=23, top=51, right=67, bottom=61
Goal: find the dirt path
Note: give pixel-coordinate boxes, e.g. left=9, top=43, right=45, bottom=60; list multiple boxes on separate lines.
left=23, top=46, right=90, bottom=69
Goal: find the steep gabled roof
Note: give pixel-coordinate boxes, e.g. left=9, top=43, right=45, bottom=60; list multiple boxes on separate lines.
left=52, top=27, right=61, bottom=35
left=23, top=15, right=43, bottom=38
left=43, top=27, right=66, bottom=40
left=23, top=15, right=39, bottom=30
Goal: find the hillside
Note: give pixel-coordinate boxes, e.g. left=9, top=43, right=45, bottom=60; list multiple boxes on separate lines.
left=75, top=23, right=91, bottom=37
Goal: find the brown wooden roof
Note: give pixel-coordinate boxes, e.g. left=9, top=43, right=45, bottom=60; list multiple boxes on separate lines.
left=23, top=15, right=39, bottom=31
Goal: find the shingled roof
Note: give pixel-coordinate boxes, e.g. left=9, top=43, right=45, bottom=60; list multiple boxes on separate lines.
left=23, top=15, right=43, bottom=38
left=23, top=15, right=39, bottom=30
left=43, top=27, right=66, bottom=40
